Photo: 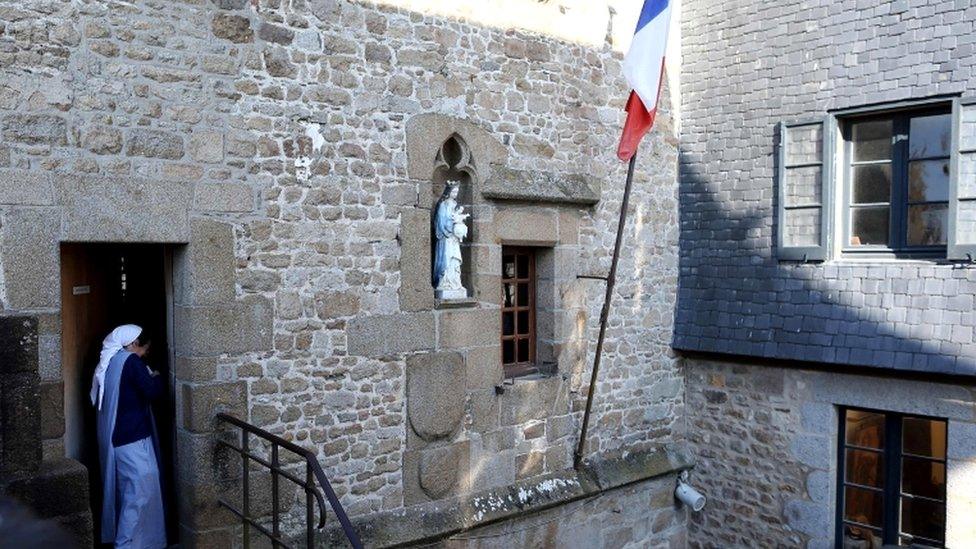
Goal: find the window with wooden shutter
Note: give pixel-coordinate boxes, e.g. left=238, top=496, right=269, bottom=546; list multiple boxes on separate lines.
left=777, top=118, right=835, bottom=261
left=948, top=96, right=976, bottom=261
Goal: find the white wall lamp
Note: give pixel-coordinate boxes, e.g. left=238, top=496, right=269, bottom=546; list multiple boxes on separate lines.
left=675, top=470, right=706, bottom=512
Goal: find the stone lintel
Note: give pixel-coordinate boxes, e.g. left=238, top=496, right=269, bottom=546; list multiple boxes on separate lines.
left=322, top=445, right=694, bottom=547
left=55, top=173, right=191, bottom=243
left=0, top=169, right=55, bottom=206
left=493, top=206, right=558, bottom=246
left=1, top=208, right=59, bottom=310
left=482, top=165, right=601, bottom=206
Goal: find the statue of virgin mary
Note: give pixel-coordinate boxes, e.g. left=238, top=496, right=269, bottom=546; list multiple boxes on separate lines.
left=432, top=180, right=469, bottom=299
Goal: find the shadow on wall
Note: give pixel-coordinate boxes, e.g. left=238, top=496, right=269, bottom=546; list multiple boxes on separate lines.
left=673, top=142, right=975, bottom=377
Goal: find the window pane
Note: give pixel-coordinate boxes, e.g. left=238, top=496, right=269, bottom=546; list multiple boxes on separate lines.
left=907, top=204, right=948, bottom=247
left=517, top=283, right=529, bottom=307
left=502, top=339, right=515, bottom=364
left=502, top=311, right=515, bottom=336
left=852, top=119, right=892, bottom=162
left=517, top=338, right=530, bottom=362
left=852, top=164, right=892, bottom=204
left=503, top=255, right=516, bottom=279
left=910, top=113, right=951, bottom=159
left=517, top=310, right=530, bottom=335
left=843, top=523, right=882, bottom=548
left=786, top=124, right=823, bottom=165
left=844, top=486, right=883, bottom=527
left=846, top=410, right=885, bottom=449
left=851, top=206, right=890, bottom=246
left=900, top=497, right=945, bottom=543
left=784, top=207, right=821, bottom=247
left=901, top=457, right=945, bottom=500
left=503, top=283, right=515, bottom=307
left=846, top=449, right=884, bottom=488
left=902, top=418, right=947, bottom=459
left=908, top=160, right=950, bottom=202
left=516, top=254, right=529, bottom=278
left=785, top=166, right=822, bottom=206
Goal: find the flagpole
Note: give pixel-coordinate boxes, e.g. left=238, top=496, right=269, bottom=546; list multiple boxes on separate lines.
left=573, top=148, right=639, bottom=470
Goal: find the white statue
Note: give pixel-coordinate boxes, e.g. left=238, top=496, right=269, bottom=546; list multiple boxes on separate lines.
left=432, top=180, right=470, bottom=300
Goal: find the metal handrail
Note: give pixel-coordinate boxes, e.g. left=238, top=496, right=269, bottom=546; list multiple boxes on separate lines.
left=216, top=413, right=363, bottom=549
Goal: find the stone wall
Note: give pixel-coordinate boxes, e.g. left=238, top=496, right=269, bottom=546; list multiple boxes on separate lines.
left=675, top=0, right=976, bottom=376
left=0, top=0, right=683, bottom=544
left=684, top=357, right=976, bottom=549
left=435, top=475, right=686, bottom=549
left=0, top=316, right=92, bottom=544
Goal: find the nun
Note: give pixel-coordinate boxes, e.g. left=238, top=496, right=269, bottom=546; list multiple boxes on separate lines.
left=90, top=324, right=167, bottom=549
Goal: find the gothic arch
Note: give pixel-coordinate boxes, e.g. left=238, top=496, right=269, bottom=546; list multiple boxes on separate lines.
left=404, top=114, right=507, bottom=184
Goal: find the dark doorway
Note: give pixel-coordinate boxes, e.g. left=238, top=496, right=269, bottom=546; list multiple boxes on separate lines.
left=60, top=243, right=179, bottom=547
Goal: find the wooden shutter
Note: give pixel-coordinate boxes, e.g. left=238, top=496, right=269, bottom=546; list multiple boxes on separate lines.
left=777, top=117, right=835, bottom=261
left=948, top=96, right=976, bottom=261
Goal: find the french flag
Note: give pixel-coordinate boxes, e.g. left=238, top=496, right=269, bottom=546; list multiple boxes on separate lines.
left=617, top=0, right=672, bottom=161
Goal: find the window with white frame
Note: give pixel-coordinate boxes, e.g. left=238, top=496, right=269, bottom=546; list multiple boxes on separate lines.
left=844, top=109, right=951, bottom=254
left=777, top=97, right=976, bottom=262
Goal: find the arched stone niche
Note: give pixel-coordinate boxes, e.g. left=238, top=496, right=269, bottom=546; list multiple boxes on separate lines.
left=431, top=135, right=476, bottom=295
left=404, top=114, right=506, bottom=183
left=400, top=115, right=508, bottom=311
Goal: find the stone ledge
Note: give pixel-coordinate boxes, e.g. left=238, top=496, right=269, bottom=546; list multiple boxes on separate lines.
left=0, top=458, right=91, bottom=519
left=482, top=165, right=601, bottom=206
left=435, top=297, right=479, bottom=310
left=320, top=444, right=694, bottom=547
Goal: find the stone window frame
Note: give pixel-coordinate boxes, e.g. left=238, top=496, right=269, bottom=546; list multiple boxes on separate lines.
left=836, top=406, right=948, bottom=547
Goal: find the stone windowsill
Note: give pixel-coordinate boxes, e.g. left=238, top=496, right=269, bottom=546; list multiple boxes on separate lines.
left=320, top=444, right=695, bottom=547
left=435, top=297, right=479, bottom=310
left=499, top=362, right=560, bottom=388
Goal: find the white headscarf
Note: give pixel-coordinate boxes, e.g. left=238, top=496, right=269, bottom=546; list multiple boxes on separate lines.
left=90, top=324, right=142, bottom=410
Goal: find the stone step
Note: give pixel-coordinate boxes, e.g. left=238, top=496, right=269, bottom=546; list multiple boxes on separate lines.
left=2, top=457, right=93, bottom=544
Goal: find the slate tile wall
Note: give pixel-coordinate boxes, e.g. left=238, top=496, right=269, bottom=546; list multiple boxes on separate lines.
left=676, top=0, right=976, bottom=375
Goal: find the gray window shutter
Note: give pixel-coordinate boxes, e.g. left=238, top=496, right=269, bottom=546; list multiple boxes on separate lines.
left=777, top=116, right=834, bottom=261
left=948, top=96, right=976, bottom=261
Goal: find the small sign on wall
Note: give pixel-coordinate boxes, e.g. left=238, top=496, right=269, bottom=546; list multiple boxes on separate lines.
left=72, top=285, right=91, bottom=295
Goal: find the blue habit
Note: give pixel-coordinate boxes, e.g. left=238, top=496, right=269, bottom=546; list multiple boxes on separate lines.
left=96, top=350, right=167, bottom=548
left=432, top=199, right=453, bottom=288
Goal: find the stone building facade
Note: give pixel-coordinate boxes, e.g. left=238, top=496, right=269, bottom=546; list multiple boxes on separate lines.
left=0, top=0, right=687, bottom=547
left=678, top=0, right=976, bottom=547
